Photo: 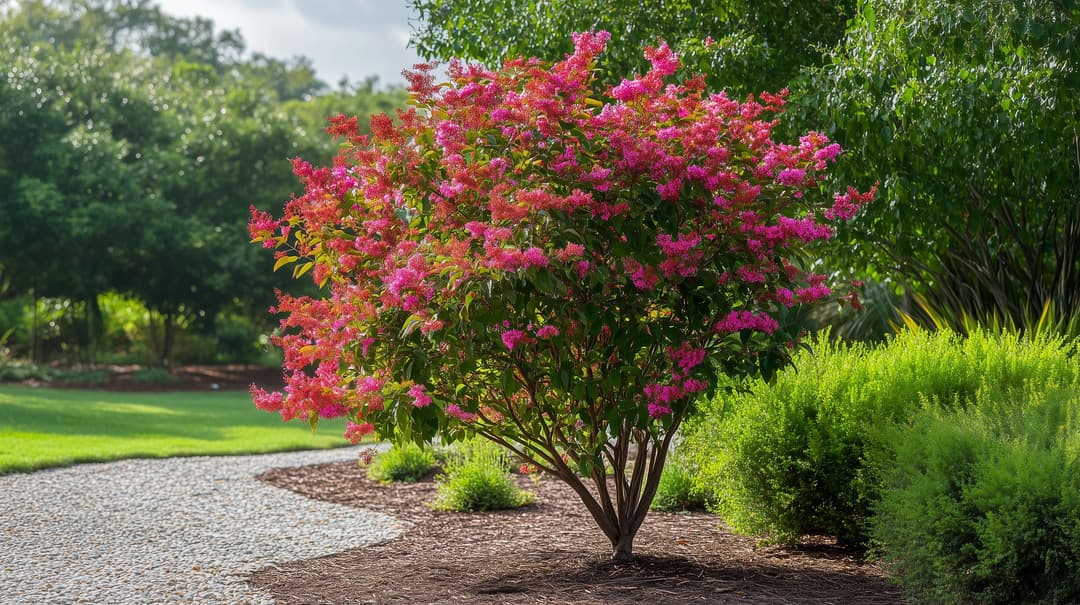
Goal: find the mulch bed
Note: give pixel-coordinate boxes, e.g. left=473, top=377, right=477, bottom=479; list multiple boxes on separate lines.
left=253, top=458, right=907, bottom=604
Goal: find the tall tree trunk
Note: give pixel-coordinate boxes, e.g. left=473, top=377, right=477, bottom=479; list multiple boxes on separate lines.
left=86, top=294, right=102, bottom=364
left=30, top=288, right=39, bottom=364
left=160, top=311, right=175, bottom=366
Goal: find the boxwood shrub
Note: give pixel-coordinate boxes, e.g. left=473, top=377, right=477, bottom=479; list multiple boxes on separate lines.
left=872, top=386, right=1080, bottom=604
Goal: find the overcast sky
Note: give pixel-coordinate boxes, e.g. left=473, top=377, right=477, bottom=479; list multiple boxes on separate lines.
left=153, top=0, right=424, bottom=88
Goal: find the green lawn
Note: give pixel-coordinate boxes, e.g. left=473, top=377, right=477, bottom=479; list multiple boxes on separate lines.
left=0, top=386, right=349, bottom=474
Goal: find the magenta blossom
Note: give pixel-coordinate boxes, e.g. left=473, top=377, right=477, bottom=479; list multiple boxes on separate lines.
left=501, top=329, right=528, bottom=351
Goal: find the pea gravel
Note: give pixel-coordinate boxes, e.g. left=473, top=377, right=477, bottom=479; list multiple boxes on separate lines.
left=0, top=447, right=400, bottom=604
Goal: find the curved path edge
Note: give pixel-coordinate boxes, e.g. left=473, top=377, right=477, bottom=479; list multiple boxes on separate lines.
left=0, top=447, right=399, bottom=605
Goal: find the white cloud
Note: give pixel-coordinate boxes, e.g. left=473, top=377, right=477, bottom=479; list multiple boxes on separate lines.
left=153, top=0, right=423, bottom=87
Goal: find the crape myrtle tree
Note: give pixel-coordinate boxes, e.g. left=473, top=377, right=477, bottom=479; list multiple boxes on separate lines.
left=250, top=33, right=873, bottom=560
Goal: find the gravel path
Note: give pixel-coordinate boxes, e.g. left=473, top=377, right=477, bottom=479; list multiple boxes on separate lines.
left=0, top=447, right=400, bottom=604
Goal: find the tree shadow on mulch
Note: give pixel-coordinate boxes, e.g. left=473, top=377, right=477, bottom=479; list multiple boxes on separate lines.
left=252, top=459, right=906, bottom=604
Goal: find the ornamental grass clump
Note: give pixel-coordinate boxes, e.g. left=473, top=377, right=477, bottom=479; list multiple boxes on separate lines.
left=433, top=438, right=534, bottom=512
left=249, top=31, right=873, bottom=560
left=364, top=442, right=437, bottom=483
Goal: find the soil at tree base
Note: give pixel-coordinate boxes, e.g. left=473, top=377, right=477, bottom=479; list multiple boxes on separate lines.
left=252, top=459, right=906, bottom=604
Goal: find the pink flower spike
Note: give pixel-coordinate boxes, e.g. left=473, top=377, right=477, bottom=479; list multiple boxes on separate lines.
left=776, top=168, right=806, bottom=186
left=644, top=41, right=680, bottom=76
left=611, top=78, right=647, bottom=101
left=251, top=386, right=283, bottom=412
left=445, top=403, right=477, bottom=422
left=714, top=310, right=780, bottom=335
left=523, top=247, right=549, bottom=268
left=320, top=403, right=347, bottom=419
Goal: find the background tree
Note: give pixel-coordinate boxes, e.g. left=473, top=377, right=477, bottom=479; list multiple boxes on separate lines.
left=0, top=0, right=408, bottom=363
left=410, top=0, right=855, bottom=97
left=793, top=0, right=1080, bottom=326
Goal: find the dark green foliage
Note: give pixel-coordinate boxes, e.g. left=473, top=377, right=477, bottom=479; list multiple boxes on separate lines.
left=0, top=0, right=407, bottom=364
left=0, top=362, right=108, bottom=383
left=873, top=387, right=1080, bottom=605
left=683, top=329, right=1079, bottom=545
left=129, top=367, right=180, bottom=384
left=410, top=0, right=854, bottom=97
left=365, top=442, right=437, bottom=484
left=796, top=0, right=1080, bottom=328
left=432, top=439, right=534, bottom=512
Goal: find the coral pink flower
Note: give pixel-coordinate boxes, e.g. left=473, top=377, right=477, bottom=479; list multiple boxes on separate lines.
left=344, top=421, right=375, bottom=444
left=535, top=325, right=560, bottom=339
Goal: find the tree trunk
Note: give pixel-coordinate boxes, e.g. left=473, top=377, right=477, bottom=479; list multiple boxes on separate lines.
left=481, top=409, right=684, bottom=563
left=573, top=428, right=678, bottom=562
left=86, top=294, right=102, bottom=364
left=611, top=534, right=635, bottom=562
left=30, top=289, right=39, bottom=364
left=160, top=311, right=175, bottom=366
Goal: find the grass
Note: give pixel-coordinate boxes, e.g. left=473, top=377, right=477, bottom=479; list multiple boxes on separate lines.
left=0, top=386, right=351, bottom=475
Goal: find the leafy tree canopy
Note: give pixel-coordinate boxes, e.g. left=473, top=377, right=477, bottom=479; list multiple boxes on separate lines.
left=795, top=0, right=1080, bottom=322
left=409, top=0, right=855, bottom=97
left=0, top=0, right=408, bottom=362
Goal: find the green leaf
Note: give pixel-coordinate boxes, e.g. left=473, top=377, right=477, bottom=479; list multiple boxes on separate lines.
left=274, top=255, right=299, bottom=271
left=292, top=261, right=314, bottom=279
left=499, top=367, right=517, bottom=394
left=401, top=314, right=423, bottom=337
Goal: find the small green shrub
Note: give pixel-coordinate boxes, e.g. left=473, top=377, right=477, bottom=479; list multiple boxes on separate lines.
left=650, top=448, right=709, bottom=512
left=211, top=315, right=266, bottom=364
left=432, top=439, right=534, bottom=512
left=131, top=367, right=180, bottom=384
left=872, top=387, right=1080, bottom=605
left=0, top=363, right=110, bottom=384
left=684, top=328, right=1079, bottom=545
left=0, top=362, right=58, bottom=383
left=56, top=368, right=110, bottom=383
left=365, top=442, right=437, bottom=483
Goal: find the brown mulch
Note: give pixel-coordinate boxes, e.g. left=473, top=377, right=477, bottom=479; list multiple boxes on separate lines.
left=253, top=459, right=907, bottom=605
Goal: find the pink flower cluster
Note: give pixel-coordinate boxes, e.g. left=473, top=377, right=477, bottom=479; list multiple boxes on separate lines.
left=714, top=311, right=781, bottom=334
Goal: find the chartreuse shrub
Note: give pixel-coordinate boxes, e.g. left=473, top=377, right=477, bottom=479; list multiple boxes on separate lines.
left=684, top=328, right=1079, bottom=545
left=364, top=442, right=437, bottom=483
left=433, top=438, right=534, bottom=512
left=872, top=386, right=1080, bottom=605
left=249, top=31, right=874, bottom=559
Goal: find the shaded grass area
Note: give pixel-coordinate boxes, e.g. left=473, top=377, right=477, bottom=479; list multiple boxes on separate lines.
left=0, top=386, right=348, bottom=474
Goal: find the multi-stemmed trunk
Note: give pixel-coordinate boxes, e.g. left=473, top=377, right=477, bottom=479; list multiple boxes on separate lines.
left=485, top=420, right=681, bottom=561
